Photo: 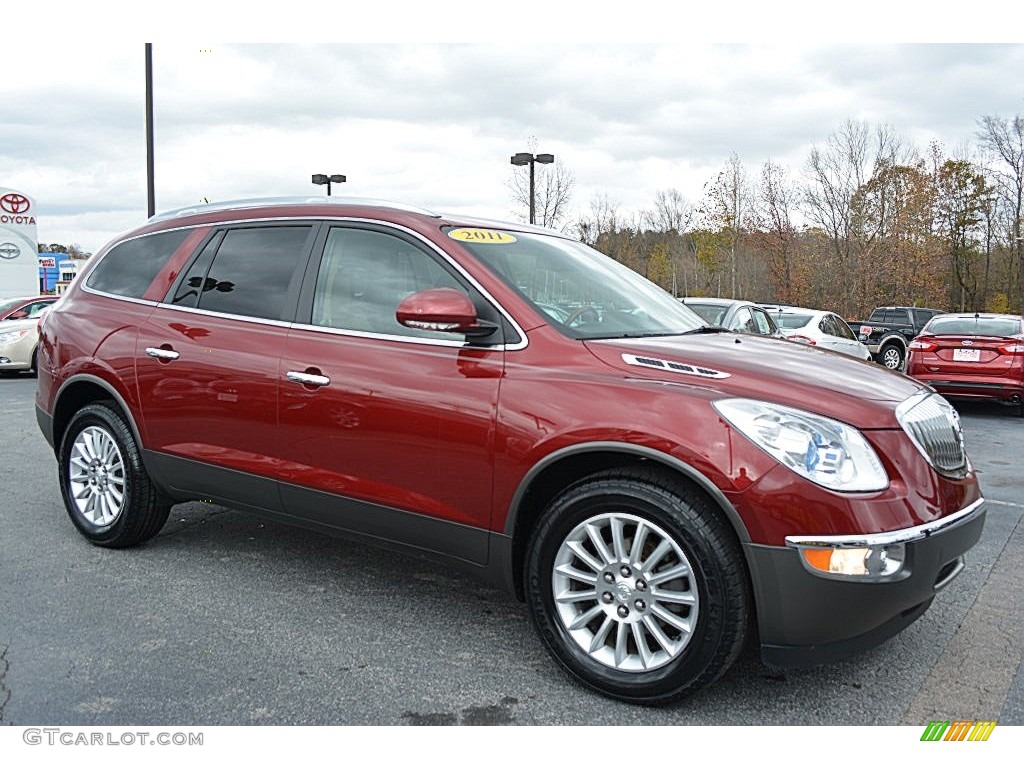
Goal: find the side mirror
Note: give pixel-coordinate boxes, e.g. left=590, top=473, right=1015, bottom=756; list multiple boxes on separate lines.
left=396, top=288, right=497, bottom=338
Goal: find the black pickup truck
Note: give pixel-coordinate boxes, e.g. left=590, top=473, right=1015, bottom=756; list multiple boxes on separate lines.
left=854, top=306, right=945, bottom=370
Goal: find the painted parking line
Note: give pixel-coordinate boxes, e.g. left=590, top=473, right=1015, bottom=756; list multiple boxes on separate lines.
left=901, top=512, right=1024, bottom=724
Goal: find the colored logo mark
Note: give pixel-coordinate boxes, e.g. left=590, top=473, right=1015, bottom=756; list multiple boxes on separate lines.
left=0, top=193, right=30, bottom=214
left=920, top=720, right=997, bottom=742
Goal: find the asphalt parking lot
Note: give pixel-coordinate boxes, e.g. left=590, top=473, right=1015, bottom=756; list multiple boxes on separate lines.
left=1, top=373, right=1021, bottom=726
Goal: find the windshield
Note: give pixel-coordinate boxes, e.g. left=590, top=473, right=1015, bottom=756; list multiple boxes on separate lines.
left=451, top=228, right=705, bottom=339
left=0, top=298, right=27, bottom=315
left=774, top=313, right=813, bottom=329
left=926, top=316, right=1022, bottom=338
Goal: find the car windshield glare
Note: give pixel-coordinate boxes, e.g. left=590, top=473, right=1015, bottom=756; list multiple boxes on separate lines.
left=685, top=303, right=728, bottom=326
left=454, top=229, right=705, bottom=339
left=774, top=314, right=813, bottom=329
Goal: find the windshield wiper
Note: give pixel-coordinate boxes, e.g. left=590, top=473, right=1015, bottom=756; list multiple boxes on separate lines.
left=680, top=325, right=730, bottom=335
left=588, top=327, right=725, bottom=340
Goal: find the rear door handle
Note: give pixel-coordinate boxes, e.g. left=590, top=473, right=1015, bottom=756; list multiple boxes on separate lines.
left=145, top=347, right=180, bottom=361
left=286, top=371, right=330, bottom=387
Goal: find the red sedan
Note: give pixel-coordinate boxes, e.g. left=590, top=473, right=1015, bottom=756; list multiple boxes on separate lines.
left=906, top=313, right=1024, bottom=413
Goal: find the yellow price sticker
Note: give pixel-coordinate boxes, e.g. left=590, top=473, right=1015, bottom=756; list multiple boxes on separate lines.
left=448, top=228, right=517, bottom=244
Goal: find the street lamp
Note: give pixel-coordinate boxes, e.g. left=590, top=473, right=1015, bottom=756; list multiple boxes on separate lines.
left=510, top=152, right=554, bottom=224
left=312, top=173, right=347, bottom=196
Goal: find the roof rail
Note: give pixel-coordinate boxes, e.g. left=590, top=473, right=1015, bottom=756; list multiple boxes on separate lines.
left=148, top=196, right=441, bottom=223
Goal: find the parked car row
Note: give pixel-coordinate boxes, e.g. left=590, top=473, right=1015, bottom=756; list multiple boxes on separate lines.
left=679, top=296, right=1023, bottom=415
left=681, top=298, right=873, bottom=361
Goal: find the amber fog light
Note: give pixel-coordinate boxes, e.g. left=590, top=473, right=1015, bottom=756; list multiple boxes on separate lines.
left=797, top=543, right=905, bottom=580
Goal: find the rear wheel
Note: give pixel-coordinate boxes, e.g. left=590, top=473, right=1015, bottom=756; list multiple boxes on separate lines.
left=58, top=402, right=170, bottom=548
left=525, top=468, right=750, bottom=705
left=879, top=343, right=904, bottom=370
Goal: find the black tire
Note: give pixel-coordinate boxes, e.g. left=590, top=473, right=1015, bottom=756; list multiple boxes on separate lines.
left=879, top=343, right=904, bottom=370
left=28, top=347, right=38, bottom=378
left=524, top=468, right=750, bottom=705
left=58, top=402, right=170, bottom=548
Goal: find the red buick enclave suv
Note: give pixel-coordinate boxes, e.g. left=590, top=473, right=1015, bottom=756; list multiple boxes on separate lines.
left=35, top=198, right=985, bottom=704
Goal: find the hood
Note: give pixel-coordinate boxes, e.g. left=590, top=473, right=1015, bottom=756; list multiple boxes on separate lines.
left=585, top=334, right=926, bottom=430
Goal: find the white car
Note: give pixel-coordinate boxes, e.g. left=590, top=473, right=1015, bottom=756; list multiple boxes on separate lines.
left=762, top=305, right=873, bottom=361
left=0, top=313, right=45, bottom=376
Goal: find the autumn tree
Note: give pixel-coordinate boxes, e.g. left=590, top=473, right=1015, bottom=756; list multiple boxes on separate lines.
left=933, top=157, right=991, bottom=310
left=977, top=114, right=1024, bottom=310
left=754, top=160, right=801, bottom=304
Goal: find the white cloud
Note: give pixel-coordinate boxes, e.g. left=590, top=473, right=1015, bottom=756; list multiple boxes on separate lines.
left=3, top=40, right=1023, bottom=251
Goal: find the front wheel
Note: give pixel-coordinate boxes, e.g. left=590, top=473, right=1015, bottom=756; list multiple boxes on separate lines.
left=58, top=402, right=170, bottom=548
left=524, top=469, right=750, bottom=705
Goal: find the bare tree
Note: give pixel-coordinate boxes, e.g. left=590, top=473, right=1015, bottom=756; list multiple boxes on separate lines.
left=977, top=114, right=1024, bottom=309
left=699, top=153, right=752, bottom=298
left=802, top=120, right=907, bottom=314
left=646, top=188, right=693, bottom=234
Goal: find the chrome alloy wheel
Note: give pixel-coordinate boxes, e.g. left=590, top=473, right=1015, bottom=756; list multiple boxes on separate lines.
left=67, top=425, right=127, bottom=527
left=881, top=346, right=903, bottom=370
left=552, top=512, right=699, bottom=672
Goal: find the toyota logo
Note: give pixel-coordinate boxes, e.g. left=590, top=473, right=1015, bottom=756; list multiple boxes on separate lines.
left=0, top=242, right=21, bottom=260
left=0, top=194, right=30, bottom=214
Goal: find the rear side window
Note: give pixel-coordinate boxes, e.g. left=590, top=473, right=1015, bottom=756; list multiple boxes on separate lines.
left=186, top=226, right=314, bottom=321
left=86, top=229, right=190, bottom=298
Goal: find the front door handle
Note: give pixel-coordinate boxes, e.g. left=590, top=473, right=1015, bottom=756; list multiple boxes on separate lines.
left=287, top=370, right=330, bottom=387
left=145, top=347, right=180, bottom=361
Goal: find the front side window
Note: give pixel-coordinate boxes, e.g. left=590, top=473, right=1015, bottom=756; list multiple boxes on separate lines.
left=729, top=307, right=756, bottom=333
left=751, top=308, right=776, bottom=335
left=453, top=229, right=703, bottom=339
left=311, top=227, right=468, bottom=339
left=86, top=229, right=191, bottom=299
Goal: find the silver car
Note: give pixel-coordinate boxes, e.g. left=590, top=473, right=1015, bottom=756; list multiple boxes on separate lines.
left=762, top=305, right=872, bottom=361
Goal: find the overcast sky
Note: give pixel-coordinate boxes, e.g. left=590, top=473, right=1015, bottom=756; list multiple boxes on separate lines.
left=5, top=5, right=1024, bottom=253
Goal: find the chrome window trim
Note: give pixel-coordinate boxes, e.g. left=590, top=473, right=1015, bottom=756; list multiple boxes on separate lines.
left=80, top=223, right=205, bottom=302
left=76, top=288, right=160, bottom=307
left=288, top=322, right=516, bottom=349
left=153, top=301, right=294, bottom=329
left=114, top=214, right=530, bottom=351
left=785, top=497, right=985, bottom=549
left=302, top=217, right=529, bottom=351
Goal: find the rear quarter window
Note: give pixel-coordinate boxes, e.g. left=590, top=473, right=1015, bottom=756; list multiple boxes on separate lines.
left=86, top=229, right=191, bottom=299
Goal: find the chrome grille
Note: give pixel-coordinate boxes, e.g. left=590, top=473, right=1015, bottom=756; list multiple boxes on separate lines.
left=895, top=393, right=969, bottom=478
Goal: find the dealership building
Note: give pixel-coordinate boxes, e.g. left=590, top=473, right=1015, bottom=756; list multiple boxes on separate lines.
left=38, top=257, right=81, bottom=294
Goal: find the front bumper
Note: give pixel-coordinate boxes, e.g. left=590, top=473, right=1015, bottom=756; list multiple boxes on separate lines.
left=747, top=499, right=986, bottom=668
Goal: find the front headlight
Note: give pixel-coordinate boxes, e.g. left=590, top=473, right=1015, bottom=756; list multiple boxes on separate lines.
left=0, top=329, right=31, bottom=345
left=713, top=398, right=888, bottom=492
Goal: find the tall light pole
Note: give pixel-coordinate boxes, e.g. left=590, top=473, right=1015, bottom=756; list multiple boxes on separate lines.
left=511, top=152, right=554, bottom=224
left=312, top=174, right=346, bottom=196
left=145, top=43, right=155, bottom=218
